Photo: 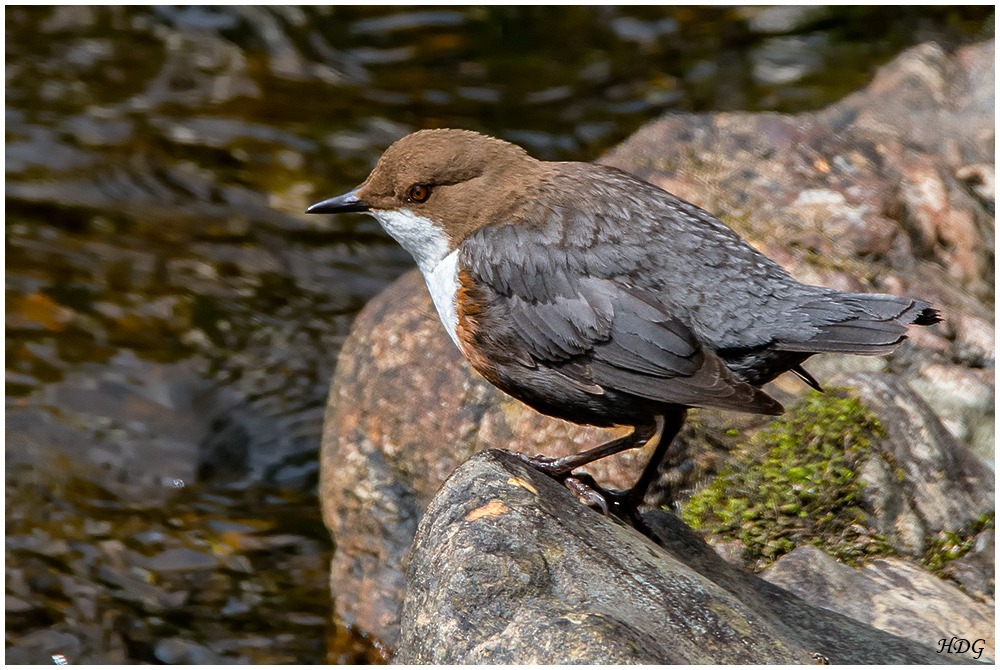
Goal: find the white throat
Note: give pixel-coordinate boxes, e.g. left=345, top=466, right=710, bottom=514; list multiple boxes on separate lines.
left=371, top=209, right=461, bottom=349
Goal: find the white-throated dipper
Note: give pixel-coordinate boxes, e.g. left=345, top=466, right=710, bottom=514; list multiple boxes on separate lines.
left=307, top=128, right=940, bottom=516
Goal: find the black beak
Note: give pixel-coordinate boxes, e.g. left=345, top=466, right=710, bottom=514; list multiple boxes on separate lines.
left=306, top=188, right=370, bottom=214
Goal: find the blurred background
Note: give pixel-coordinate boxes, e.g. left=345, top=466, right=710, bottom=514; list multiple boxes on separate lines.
left=5, top=6, right=994, bottom=664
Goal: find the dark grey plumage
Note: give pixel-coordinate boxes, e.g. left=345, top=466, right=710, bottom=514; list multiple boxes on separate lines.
left=457, top=163, right=938, bottom=423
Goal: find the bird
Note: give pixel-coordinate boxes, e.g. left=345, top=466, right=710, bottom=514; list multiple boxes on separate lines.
left=307, top=128, right=940, bottom=518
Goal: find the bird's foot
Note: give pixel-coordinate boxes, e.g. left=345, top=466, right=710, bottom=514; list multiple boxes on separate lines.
left=515, top=452, right=574, bottom=477
left=564, top=477, right=609, bottom=515
left=567, top=472, right=645, bottom=525
left=516, top=452, right=646, bottom=525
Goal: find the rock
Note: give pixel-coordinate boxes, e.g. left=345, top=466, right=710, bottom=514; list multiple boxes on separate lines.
left=744, top=5, right=830, bottom=34
left=221, top=596, right=253, bottom=616
left=909, top=363, right=994, bottom=459
left=5, top=594, right=37, bottom=613
left=95, top=565, right=174, bottom=613
left=154, top=638, right=224, bottom=665
left=831, top=372, right=994, bottom=557
left=940, top=526, right=996, bottom=603
left=83, top=519, right=113, bottom=538
left=320, top=41, right=994, bottom=649
left=143, top=547, right=220, bottom=572
left=5, top=629, right=82, bottom=665
left=5, top=352, right=214, bottom=502
left=762, top=546, right=994, bottom=663
left=131, top=529, right=168, bottom=548
left=6, top=339, right=323, bottom=505
left=400, top=450, right=957, bottom=664
left=287, top=612, right=327, bottom=627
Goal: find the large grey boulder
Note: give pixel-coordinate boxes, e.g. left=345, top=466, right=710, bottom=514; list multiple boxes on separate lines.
left=400, top=450, right=962, bottom=664
left=763, top=546, right=994, bottom=663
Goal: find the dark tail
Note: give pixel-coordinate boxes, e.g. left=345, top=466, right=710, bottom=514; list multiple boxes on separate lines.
left=912, top=305, right=942, bottom=326
left=775, top=293, right=940, bottom=356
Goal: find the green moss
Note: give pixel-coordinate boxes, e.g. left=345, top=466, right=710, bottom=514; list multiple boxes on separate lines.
left=922, top=513, right=994, bottom=572
left=680, top=388, right=895, bottom=570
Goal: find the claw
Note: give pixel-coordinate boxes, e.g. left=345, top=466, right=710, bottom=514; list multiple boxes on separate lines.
left=514, top=451, right=645, bottom=520
left=560, top=472, right=649, bottom=527
left=564, top=477, right=610, bottom=515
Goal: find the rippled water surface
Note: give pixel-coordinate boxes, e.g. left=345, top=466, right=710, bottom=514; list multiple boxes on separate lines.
left=6, top=6, right=993, bottom=664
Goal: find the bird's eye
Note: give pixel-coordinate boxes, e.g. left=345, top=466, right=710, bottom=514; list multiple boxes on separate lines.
left=408, top=184, right=431, bottom=203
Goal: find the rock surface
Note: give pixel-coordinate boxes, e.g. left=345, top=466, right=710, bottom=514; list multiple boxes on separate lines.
left=831, top=372, right=994, bottom=557
left=320, top=40, right=994, bottom=650
left=400, top=450, right=960, bottom=664
left=940, top=526, right=996, bottom=603
left=762, top=545, right=994, bottom=663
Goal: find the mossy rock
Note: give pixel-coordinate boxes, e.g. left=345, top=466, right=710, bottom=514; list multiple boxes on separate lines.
left=679, top=388, right=896, bottom=571
left=921, top=512, right=995, bottom=573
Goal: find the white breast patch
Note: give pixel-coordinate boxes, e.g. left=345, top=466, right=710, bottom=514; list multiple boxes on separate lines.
left=424, top=249, right=461, bottom=349
left=370, top=209, right=461, bottom=349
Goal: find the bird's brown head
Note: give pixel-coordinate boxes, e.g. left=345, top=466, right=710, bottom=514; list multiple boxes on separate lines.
left=307, top=129, right=545, bottom=258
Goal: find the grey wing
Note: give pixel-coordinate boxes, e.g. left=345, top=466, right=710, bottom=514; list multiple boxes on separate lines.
left=460, top=225, right=783, bottom=416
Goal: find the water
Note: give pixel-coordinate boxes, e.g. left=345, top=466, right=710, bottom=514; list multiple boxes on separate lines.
left=5, top=6, right=993, bottom=664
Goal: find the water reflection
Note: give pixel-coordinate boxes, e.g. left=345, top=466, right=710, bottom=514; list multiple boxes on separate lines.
left=5, top=5, right=993, bottom=664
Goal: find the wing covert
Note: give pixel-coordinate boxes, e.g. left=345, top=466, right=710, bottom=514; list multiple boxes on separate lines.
left=458, top=223, right=782, bottom=416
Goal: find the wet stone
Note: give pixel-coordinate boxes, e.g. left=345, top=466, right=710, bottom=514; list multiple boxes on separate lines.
left=220, top=596, right=252, bottom=616
left=237, top=534, right=305, bottom=552
left=143, top=547, right=220, bottom=572
left=287, top=612, right=328, bottom=627
left=206, top=519, right=264, bottom=534
left=752, top=35, right=827, bottom=86
left=6, top=568, right=31, bottom=599
left=6, top=595, right=37, bottom=613
left=97, top=539, right=132, bottom=570
left=220, top=554, right=254, bottom=574
left=130, top=529, right=167, bottom=548
left=63, top=116, right=134, bottom=147
left=96, top=566, right=171, bottom=613
left=745, top=5, right=829, bottom=34
left=5, top=629, right=83, bottom=665
left=154, top=638, right=224, bottom=665
left=83, top=519, right=113, bottom=538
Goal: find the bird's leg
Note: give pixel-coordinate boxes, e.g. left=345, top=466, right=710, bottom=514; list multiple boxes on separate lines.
left=621, top=410, right=685, bottom=509
left=523, top=412, right=686, bottom=525
left=517, top=423, right=658, bottom=478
